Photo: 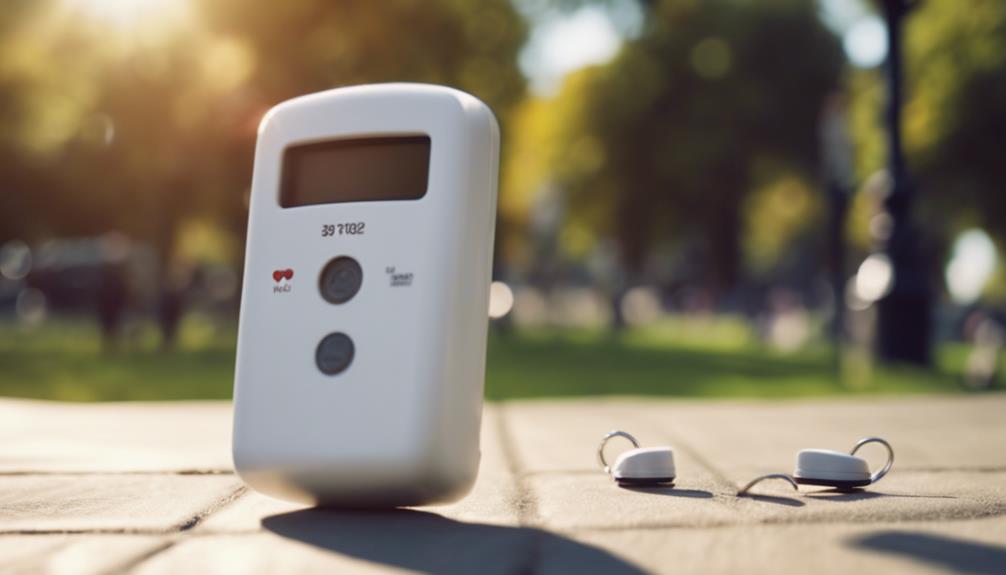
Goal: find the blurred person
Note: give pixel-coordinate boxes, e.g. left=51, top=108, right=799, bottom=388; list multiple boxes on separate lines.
left=96, top=260, right=128, bottom=351
left=587, top=239, right=628, bottom=331
left=96, top=233, right=132, bottom=351
left=963, top=310, right=1003, bottom=390
left=158, top=258, right=194, bottom=351
left=758, top=287, right=811, bottom=352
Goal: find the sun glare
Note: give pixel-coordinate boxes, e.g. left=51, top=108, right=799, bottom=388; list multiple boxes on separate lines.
left=67, top=0, right=191, bottom=32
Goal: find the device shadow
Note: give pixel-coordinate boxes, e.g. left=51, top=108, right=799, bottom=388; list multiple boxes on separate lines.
left=262, top=508, right=647, bottom=575
left=620, top=486, right=714, bottom=499
left=849, top=531, right=1006, bottom=575
left=805, top=489, right=957, bottom=502
left=739, top=493, right=805, bottom=507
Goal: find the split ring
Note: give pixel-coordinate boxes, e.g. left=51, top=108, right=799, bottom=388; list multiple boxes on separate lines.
left=597, top=430, right=640, bottom=473
left=850, top=436, right=894, bottom=485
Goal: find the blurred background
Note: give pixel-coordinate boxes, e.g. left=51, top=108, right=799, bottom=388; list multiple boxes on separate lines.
left=1, top=0, right=1004, bottom=401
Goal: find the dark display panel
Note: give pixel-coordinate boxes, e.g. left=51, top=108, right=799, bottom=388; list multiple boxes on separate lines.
left=280, top=135, right=430, bottom=207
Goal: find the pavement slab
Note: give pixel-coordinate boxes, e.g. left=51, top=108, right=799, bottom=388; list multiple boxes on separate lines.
left=727, top=470, right=1006, bottom=525
left=0, top=535, right=166, bottom=575
left=0, top=474, right=242, bottom=533
left=0, top=400, right=232, bottom=473
left=629, top=395, right=1006, bottom=474
left=0, top=395, right=1004, bottom=574
left=568, top=516, right=1006, bottom=575
left=137, top=517, right=543, bottom=575
left=529, top=472, right=735, bottom=530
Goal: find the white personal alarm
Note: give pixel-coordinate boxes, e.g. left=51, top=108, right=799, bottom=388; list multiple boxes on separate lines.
left=737, top=437, right=894, bottom=496
left=232, top=84, right=499, bottom=507
left=598, top=430, right=677, bottom=487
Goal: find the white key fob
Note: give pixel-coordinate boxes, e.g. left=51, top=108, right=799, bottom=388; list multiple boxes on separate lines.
left=738, top=437, right=894, bottom=496
left=598, top=430, right=676, bottom=487
left=794, top=437, right=894, bottom=490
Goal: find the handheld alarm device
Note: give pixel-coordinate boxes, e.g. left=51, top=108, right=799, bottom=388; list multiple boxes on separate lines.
left=232, top=84, right=499, bottom=507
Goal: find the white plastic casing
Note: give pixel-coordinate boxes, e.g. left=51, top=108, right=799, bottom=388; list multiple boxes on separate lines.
left=232, top=84, right=499, bottom=507
left=794, top=449, right=871, bottom=483
left=611, top=447, right=676, bottom=481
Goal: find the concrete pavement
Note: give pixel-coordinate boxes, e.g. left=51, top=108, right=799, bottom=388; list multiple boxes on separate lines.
left=1, top=395, right=1004, bottom=574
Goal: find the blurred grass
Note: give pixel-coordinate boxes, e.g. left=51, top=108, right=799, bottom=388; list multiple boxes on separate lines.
left=0, top=317, right=235, bottom=401
left=0, top=316, right=994, bottom=401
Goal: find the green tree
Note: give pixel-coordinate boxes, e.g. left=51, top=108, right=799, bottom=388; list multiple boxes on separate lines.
left=525, top=0, right=843, bottom=296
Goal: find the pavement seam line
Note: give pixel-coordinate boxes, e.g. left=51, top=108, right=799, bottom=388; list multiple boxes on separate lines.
left=0, top=482, right=247, bottom=537
left=0, top=528, right=181, bottom=536
left=178, top=485, right=248, bottom=531
left=5, top=504, right=1005, bottom=538
left=0, top=470, right=234, bottom=476
left=495, top=402, right=540, bottom=527
left=85, top=486, right=250, bottom=573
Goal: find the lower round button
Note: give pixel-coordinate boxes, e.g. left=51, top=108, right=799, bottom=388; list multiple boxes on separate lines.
left=315, top=332, right=355, bottom=375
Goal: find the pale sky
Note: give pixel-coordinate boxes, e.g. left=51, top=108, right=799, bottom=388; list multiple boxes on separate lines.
left=519, top=0, right=887, bottom=96
left=518, top=2, right=642, bottom=95
left=818, top=0, right=887, bottom=68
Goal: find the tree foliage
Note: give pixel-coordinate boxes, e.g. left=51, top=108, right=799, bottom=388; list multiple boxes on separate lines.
left=0, top=0, right=527, bottom=265
left=510, top=0, right=843, bottom=293
left=850, top=0, right=1006, bottom=248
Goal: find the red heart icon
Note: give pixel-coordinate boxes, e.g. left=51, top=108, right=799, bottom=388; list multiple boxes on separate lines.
left=283, top=269, right=294, bottom=280
left=272, top=270, right=283, bottom=282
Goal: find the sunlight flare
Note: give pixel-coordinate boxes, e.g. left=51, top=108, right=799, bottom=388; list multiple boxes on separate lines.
left=65, top=0, right=191, bottom=32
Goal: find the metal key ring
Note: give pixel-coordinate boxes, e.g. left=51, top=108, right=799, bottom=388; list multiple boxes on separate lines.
left=597, top=430, right=640, bottom=473
left=850, top=437, right=894, bottom=484
left=737, top=473, right=799, bottom=496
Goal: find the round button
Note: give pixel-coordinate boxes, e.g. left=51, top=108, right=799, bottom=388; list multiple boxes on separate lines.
left=319, top=256, right=363, bottom=304
left=316, top=332, right=355, bottom=375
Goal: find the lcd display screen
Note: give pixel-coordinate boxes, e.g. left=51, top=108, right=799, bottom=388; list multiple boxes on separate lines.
left=280, top=135, right=431, bottom=207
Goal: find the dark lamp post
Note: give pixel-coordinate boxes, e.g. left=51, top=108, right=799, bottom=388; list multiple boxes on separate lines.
left=873, top=0, right=931, bottom=365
